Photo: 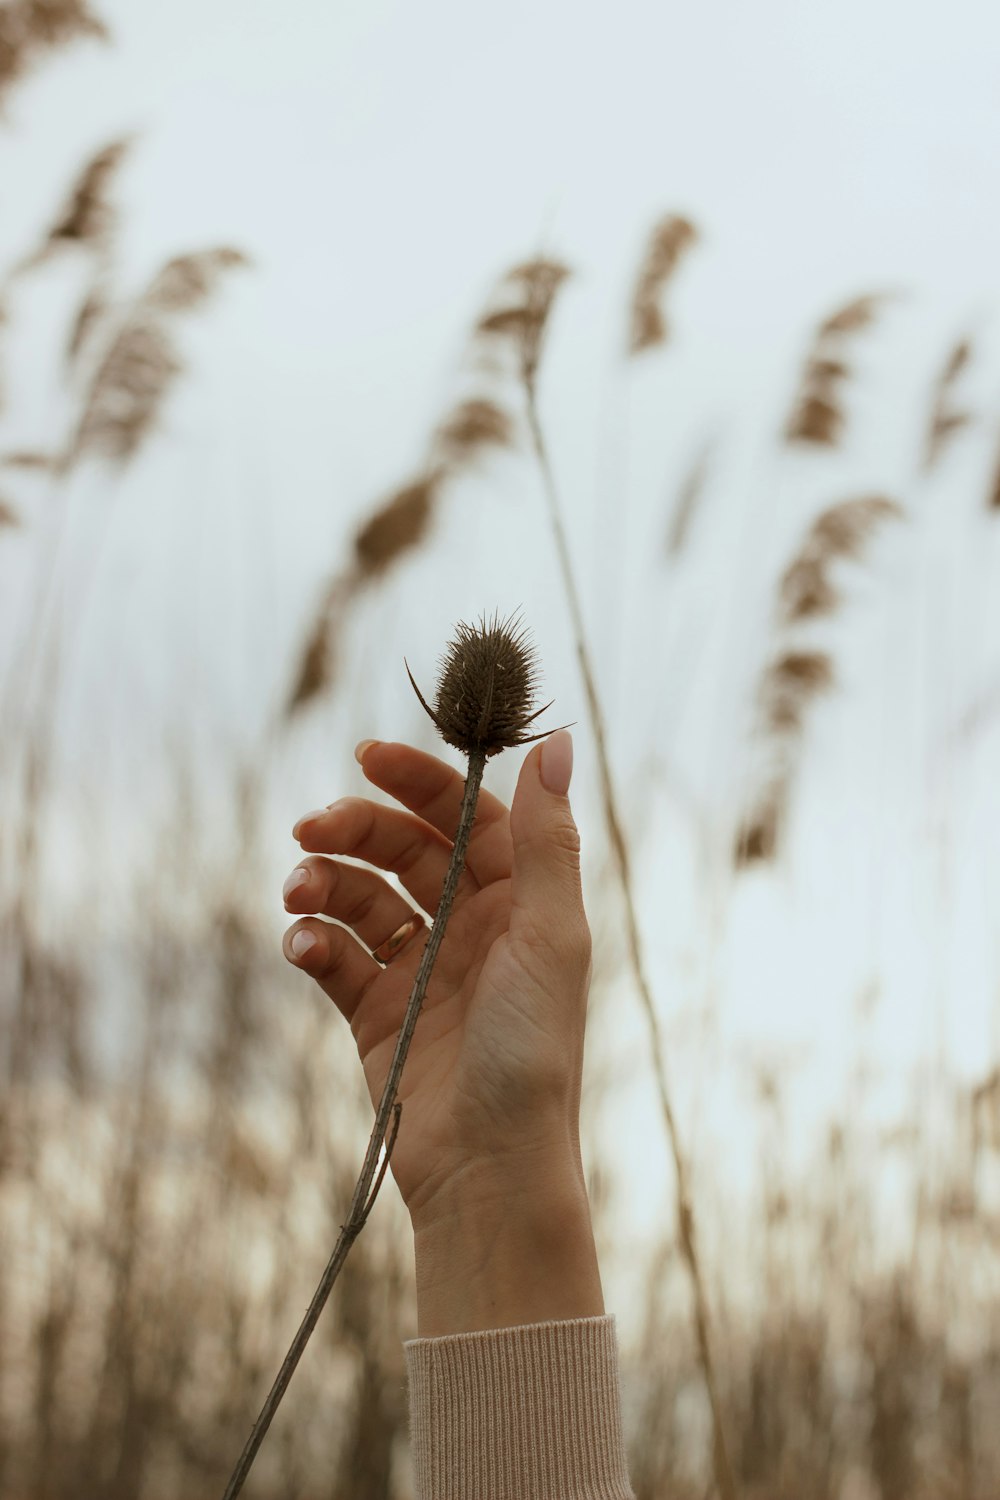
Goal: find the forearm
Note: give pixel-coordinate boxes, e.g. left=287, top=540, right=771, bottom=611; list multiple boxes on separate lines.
left=410, top=1153, right=605, bottom=1338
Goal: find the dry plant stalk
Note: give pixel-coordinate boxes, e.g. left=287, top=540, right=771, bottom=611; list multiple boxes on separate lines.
left=222, top=613, right=561, bottom=1500
left=990, top=446, right=1000, bottom=511
left=629, top=213, right=698, bottom=355
left=665, top=436, right=714, bottom=557
left=65, top=281, right=109, bottom=367
left=923, top=335, right=974, bottom=471
left=785, top=292, right=894, bottom=447
left=482, top=253, right=738, bottom=1500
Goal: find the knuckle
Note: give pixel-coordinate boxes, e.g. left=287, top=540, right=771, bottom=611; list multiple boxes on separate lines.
left=344, top=884, right=378, bottom=926
left=512, top=910, right=591, bottom=972
left=386, top=833, right=425, bottom=877
left=316, top=927, right=347, bottom=977
left=545, top=816, right=582, bottom=863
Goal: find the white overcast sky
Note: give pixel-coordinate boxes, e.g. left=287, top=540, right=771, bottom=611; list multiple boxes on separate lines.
left=4, top=0, right=1000, bottom=1302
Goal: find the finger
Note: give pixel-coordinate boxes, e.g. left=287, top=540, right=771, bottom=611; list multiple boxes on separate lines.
left=283, top=918, right=379, bottom=1029
left=354, top=740, right=512, bottom=887
left=293, top=796, right=479, bottom=915
left=508, top=731, right=591, bottom=970
left=283, top=856, right=417, bottom=953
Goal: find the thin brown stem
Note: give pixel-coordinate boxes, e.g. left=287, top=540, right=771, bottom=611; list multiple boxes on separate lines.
left=523, top=378, right=738, bottom=1500
left=219, top=748, right=487, bottom=1500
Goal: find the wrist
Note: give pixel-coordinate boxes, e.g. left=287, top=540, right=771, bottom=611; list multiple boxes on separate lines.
left=410, top=1152, right=604, bottom=1338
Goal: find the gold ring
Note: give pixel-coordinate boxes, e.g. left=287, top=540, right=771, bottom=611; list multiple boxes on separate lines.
left=372, top=912, right=425, bottom=964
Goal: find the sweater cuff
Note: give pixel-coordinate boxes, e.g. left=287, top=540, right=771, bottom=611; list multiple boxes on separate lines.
left=403, top=1313, right=635, bottom=1500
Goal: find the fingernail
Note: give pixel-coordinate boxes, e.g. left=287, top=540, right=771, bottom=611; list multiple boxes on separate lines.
left=355, top=739, right=378, bottom=764
left=292, top=809, right=327, bottom=839
left=540, top=730, right=573, bottom=795
left=283, top=867, right=310, bottom=901
left=290, top=930, right=317, bottom=959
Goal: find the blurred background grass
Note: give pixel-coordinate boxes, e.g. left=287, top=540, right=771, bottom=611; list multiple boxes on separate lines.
left=2, top=2, right=1000, bottom=1497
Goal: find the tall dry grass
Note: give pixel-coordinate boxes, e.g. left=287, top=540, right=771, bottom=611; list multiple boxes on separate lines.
left=3, top=33, right=1000, bottom=1489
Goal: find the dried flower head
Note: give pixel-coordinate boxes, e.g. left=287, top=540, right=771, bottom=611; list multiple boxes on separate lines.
left=406, top=611, right=561, bottom=757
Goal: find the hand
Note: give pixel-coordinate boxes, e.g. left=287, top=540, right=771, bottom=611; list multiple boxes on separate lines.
left=282, top=730, right=592, bottom=1233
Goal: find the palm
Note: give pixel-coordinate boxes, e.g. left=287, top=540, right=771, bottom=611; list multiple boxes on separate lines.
left=353, top=878, right=519, bottom=1214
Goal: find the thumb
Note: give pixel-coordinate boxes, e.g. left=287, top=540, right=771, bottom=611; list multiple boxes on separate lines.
left=508, top=731, right=587, bottom=946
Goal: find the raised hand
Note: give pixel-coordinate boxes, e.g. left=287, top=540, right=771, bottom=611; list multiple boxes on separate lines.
left=282, top=730, right=592, bottom=1234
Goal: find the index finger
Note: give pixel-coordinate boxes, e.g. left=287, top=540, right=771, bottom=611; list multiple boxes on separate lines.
left=354, top=740, right=513, bottom=887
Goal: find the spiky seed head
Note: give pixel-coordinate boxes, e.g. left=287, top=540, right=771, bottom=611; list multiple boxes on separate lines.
left=407, top=612, right=561, bottom=757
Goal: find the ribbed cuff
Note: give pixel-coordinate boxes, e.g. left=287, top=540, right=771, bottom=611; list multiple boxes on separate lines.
left=403, top=1313, right=635, bottom=1500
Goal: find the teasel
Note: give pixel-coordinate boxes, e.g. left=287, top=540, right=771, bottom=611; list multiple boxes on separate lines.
left=222, top=612, right=563, bottom=1500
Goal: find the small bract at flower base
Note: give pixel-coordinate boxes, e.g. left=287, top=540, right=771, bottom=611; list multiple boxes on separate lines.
left=405, top=610, right=569, bottom=757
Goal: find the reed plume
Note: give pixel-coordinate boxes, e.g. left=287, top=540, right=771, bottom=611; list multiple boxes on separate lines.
left=432, top=395, right=514, bottom=465
left=283, top=473, right=444, bottom=717
left=758, top=648, right=836, bottom=735
left=778, top=494, right=902, bottom=626
left=284, top=577, right=357, bottom=717
left=818, top=293, right=886, bottom=337
left=628, top=213, right=698, bottom=355
left=353, top=474, right=440, bottom=579
left=923, top=336, right=974, bottom=471
left=283, top=285, right=529, bottom=719
left=65, top=247, right=249, bottom=467
left=785, top=292, right=894, bottom=447
left=737, top=495, right=901, bottom=865
left=0, top=0, right=107, bottom=104
left=476, top=256, right=571, bottom=392
left=25, top=136, right=131, bottom=267
left=224, top=613, right=557, bottom=1499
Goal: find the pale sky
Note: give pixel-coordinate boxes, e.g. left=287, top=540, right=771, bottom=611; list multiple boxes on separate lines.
left=3, top=0, right=1000, bottom=1324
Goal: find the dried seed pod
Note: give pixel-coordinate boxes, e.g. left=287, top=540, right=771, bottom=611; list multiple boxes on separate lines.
left=406, top=611, right=563, bottom=757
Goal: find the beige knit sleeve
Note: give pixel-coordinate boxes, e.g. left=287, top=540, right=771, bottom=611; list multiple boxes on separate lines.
left=403, top=1313, right=636, bottom=1499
